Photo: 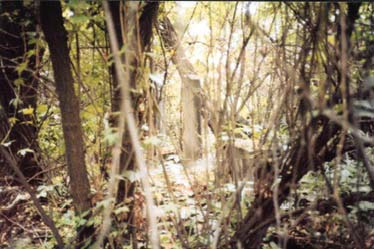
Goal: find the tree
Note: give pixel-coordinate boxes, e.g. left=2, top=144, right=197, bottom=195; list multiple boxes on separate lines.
left=108, top=0, right=159, bottom=202
left=3, top=2, right=374, bottom=249
left=0, top=1, right=42, bottom=183
left=106, top=1, right=159, bottom=245
left=39, top=0, right=91, bottom=215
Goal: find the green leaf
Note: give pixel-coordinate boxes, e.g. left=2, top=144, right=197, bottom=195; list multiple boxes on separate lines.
left=358, top=201, right=374, bottom=211
left=26, top=49, right=36, bottom=57
left=70, top=14, right=90, bottom=24
left=333, top=103, right=343, bottom=113
left=14, top=78, right=24, bottom=87
left=36, top=185, right=54, bottom=198
left=37, top=104, right=48, bottom=115
left=17, top=148, right=34, bottom=156
left=9, top=97, right=23, bottom=108
left=114, top=206, right=130, bottom=215
left=8, top=117, right=18, bottom=125
left=16, top=61, right=28, bottom=75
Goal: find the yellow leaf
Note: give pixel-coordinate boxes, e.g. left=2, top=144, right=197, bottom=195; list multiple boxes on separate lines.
left=8, top=117, right=18, bottom=125
left=21, top=107, right=34, bottom=116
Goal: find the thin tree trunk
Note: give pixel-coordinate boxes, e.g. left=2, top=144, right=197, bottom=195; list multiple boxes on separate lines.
left=108, top=1, right=159, bottom=203
left=106, top=2, right=159, bottom=246
left=108, top=1, right=136, bottom=206
left=39, top=0, right=91, bottom=214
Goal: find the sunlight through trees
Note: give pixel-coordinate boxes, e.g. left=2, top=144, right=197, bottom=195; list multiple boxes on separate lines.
left=0, top=1, right=373, bottom=249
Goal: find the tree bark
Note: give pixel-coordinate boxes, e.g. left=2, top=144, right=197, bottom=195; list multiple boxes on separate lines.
left=107, top=2, right=159, bottom=246
left=0, top=1, right=42, bottom=183
left=39, top=1, right=91, bottom=214
left=109, top=1, right=159, bottom=202
left=108, top=1, right=135, bottom=206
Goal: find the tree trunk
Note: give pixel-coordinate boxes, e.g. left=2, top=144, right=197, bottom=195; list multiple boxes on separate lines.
left=39, top=1, right=91, bottom=214
left=159, top=17, right=202, bottom=163
left=107, top=2, right=159, bottom=246
left=108, top=1, right=159, bottom=201
left=108, top=1, right=135, bottom=206
left=0, top=1, right=42, bottom=183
